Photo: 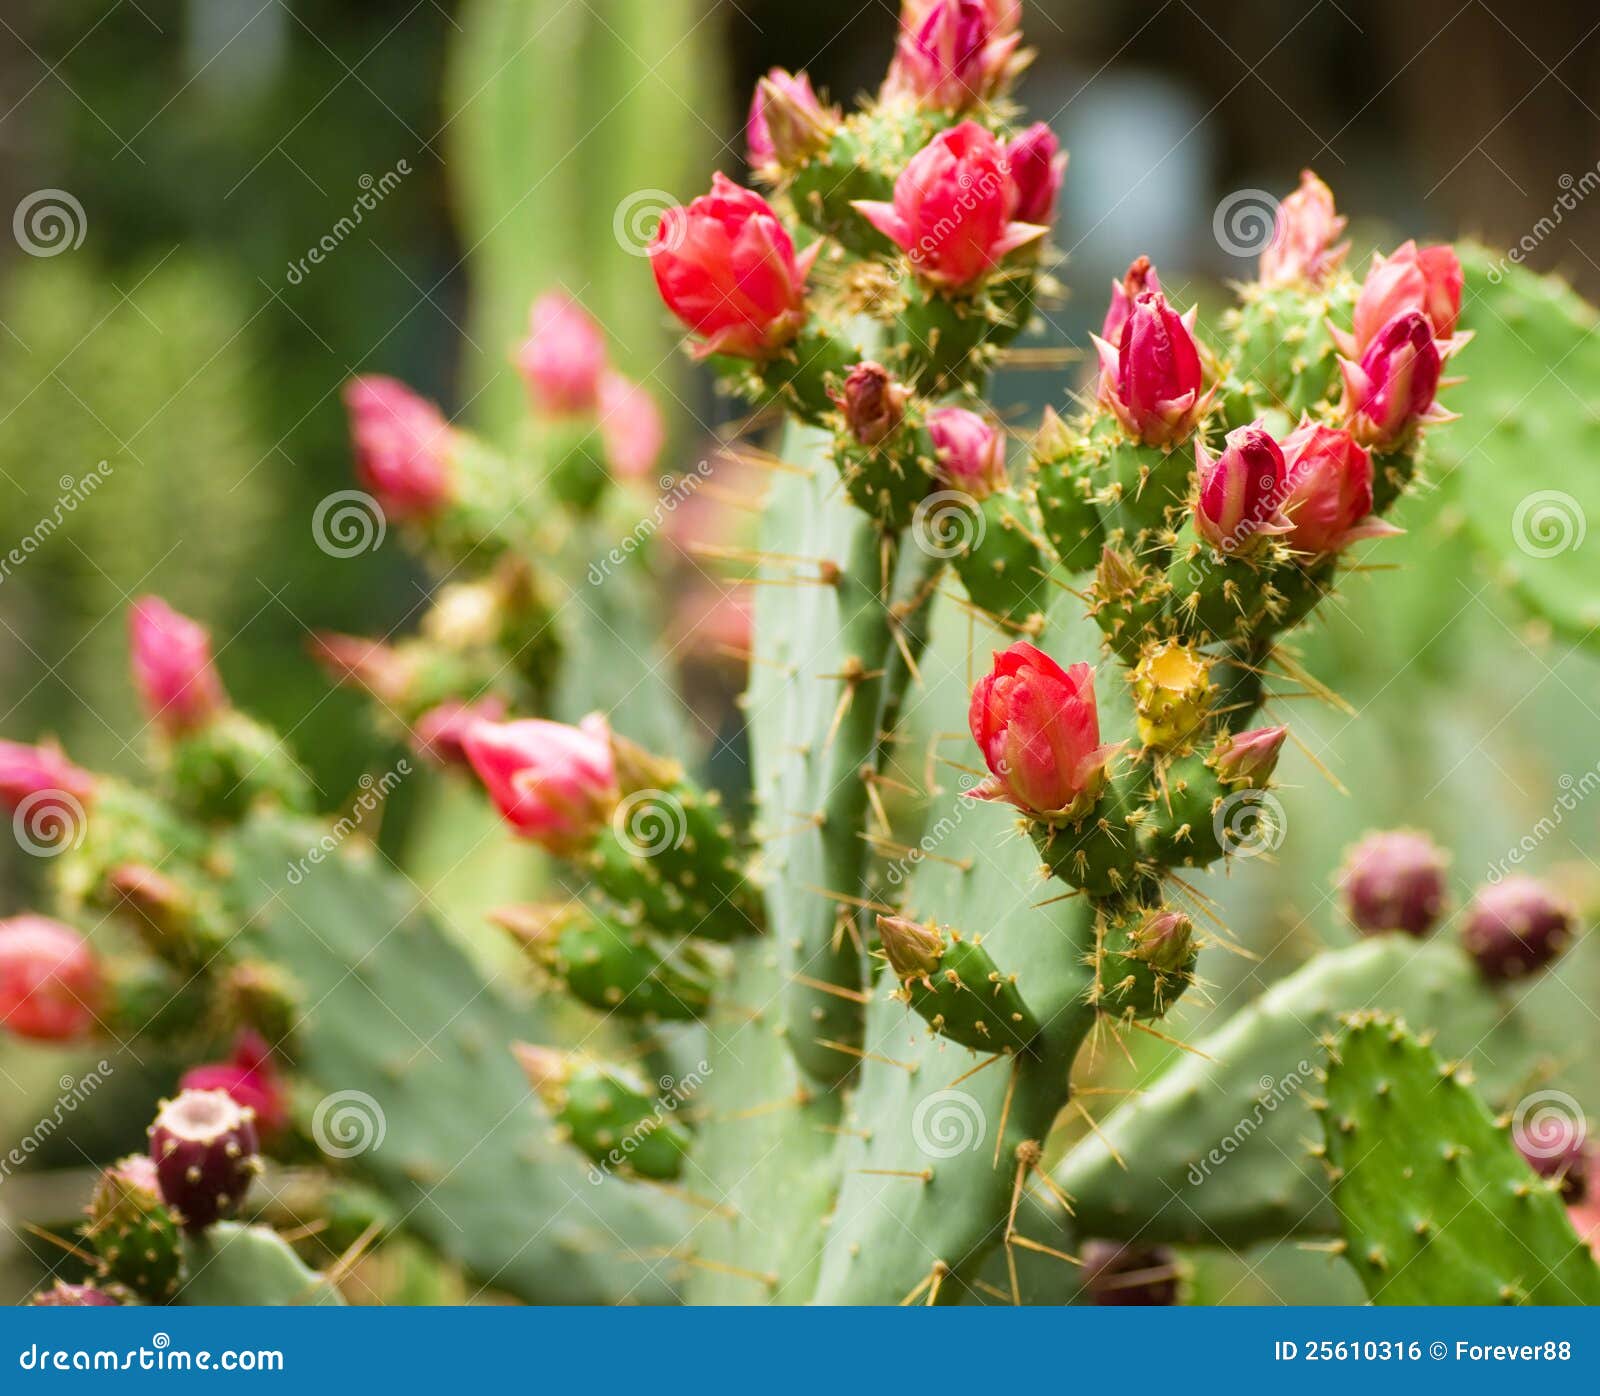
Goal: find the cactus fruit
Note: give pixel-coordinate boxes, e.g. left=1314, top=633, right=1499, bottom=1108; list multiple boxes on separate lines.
left=1338, top=829, right=1450, bottom=937
left=85, top=1155, right=184, bottom=1301
left=148, top=1088, right=261, bottom=1232
left=1460, top=876, right=1574, bottom=980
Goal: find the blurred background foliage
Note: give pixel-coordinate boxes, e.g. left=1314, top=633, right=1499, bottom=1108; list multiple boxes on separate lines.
left=1, top=0, right=1599, bottom=1305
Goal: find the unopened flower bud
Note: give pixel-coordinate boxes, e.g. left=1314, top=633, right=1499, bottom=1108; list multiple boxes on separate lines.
left=876, top=914, right=945, bottom=979
left=1212, top=725, right=1287, bottom=787
left=747, top=69, right=837, bottom=174
left=835, top=362, right=909, bottom=447
left=927, top=406, right=1007, bottom=499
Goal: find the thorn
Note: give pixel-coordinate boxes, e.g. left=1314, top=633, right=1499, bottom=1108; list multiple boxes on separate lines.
left=814, top=1039, right=917, bottom=1072
left=791, top=973, right=872, bottom=1004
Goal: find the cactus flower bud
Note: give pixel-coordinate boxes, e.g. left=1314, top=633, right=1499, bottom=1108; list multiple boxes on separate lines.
left=1101, top=256, right=1161, bottom=349
left=1514, top=1110, right=1590, bottom=1202
left=0, top=915, right=100, bottom=1042
left=882, top=0, right=1021, bottom=110
left=1211, top=725, right=1287, bottom=787
left=1258, top=169, right=1348, bottom=288
left=1461, top=876, right=1574, bottom=981
left=1193, top=421, right=1289, bottom=553
left=181, top=1031, right=288, bottom=1139
left=1092, top=290, right=1209, bottom=447
left=343, top=375, right=455, bottom=520
left=1080, top=1240, right=1180, bottom=1306
left=148, top=1088, right=260, bottom=1232
left=835, top=361, right=910, bottom=446
left=854, top=122, right=1046, bottom=292
left=967, top=642, right=1122, bottom=820
left=461, top=713, right=620, bottom=854
left=1334, top=241, right=1464, bottom=357
left=651, top=174, right=818, bottom=360
left=876, top=914, right=945, bottom=979
left=1131, top=641, right=1213, bottom=749
left=512, top=1041, right=571, bottom=1098
left=0, top=738, right=95, bottom=812
left=1130, top=910, right=1194, bottom=972
left=927, top=406, right=1007, bottom=499
left=410, top=696, right=507, bottom=770
left=746, top=69, right=836, bottom=175
left=307, top=632, right=414, bottom=705
left=28, top=1282, right=118, bottom=1307
left=1278, top=419, right=1397, bottom=557
left=516, top=292, right=607, bottom=416
left=1338, top=310, right=1451, bottom=451
left=596, top=372, right=665, bottom=482
left=1338, top=829, right=1450, bottom=938
left=1006, top=122, right=1066, bottom=228
left=128, top=596, right=227, bottom=736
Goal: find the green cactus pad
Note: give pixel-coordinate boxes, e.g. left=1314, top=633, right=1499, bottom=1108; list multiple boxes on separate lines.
left=1222, top=278, right=1355, bottom=425
left=951, top=491, right=1048, bottom=627
left=519, top=902, right=716, bottom=1021
left=1321, top=1013, right=1600, bottom=1305
left=542, top=1056, right=692, bottom=1182
left=178, top=1222, right=345, bottom=1306
left=885, top=926, right=1044, bottom=1053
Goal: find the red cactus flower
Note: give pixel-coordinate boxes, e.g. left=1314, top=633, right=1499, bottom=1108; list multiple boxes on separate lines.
left=0, top=739, right=95, bottom=813
left=651, top=174, right=817, bottom=361
left=0, top=915, right=100, bottom=1043
left=1101, top=256, right=1161, bottom=349
left=1337, top=311, right=1453, bottom=451
left=128, top=597, right=227, bottom=736
left=181, top=1031, right=288, bottom=1138
left=1193, top=421, right=1290, bottom=553
left=1278, top=419, right=1398, bottom=556
left=597, top=372, right=665, bottom=482
left=1092, top=290, right=1209, bottom=446
left=882, top=0, right=1021, bottom=110
left=1333, top=240, right=1464, bottom=358
left=1259, top=170, right=1348, bottom=288
left=461, top=713, right=619, bottom=854
left=343, top=375, right=455, bottom=521
left=928, top=407, right=1007, bottom=499
left=1006, top=122, right=1066, bottom=227
left=967, top=642, right=1122, bottom=820
left=410, top=696, right=508, bottom=770
left=747, top=69, right=836, bottom=174
left=854, top=122, right=1046, bottom=292
left=517, top=293, right=608, bottom=417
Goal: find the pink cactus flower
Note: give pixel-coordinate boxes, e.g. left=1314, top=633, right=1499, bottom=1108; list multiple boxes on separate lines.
left=1101, top=255, right=1162, bottom=349
left=1193, top=421, right=1290, bottom=553
left=967, top=642, right=1122, bottom=820
left=1278, top=419, right=1398, bottom=556
left=461, top=713, right=620, bottom=854
left=0, top=915, right=100, bottom=1043
left=410, top=696, right=508, bottom=770
left=746, top=69, right=836, bottom=174
left=0, top=740, right=95, bottom=812
left=1212, top=726, right=1288, bottom=787
left=128, top=597, right=227, bottom=736
left=596, top=372, right=666, bottom=482
left=1006, top=122, right=1066, bottom=227
left=307, top=632, right=414, bottom=705
left=343, top=375, right=455, bottom=521
left=1092, top=290, right=1210, bottom=446
left=1337, top=310, right=1453, bottom=451
left=1259, top=169, right=1348, bottom=288
left=882, top=0, right=1022, bottom=110
left=854, top=122, right=1046, bottom=292
left=517, top=293, right=608, bottom=417
left=927, top=406, right=1008, bottom=499
left=834, top=362, right=911, bottom=447
left=1333, top=241, right=1464, bottom=358
left=651, top=174, right=818, bottom=361
left=181, top=1031, right=288, bottom=1138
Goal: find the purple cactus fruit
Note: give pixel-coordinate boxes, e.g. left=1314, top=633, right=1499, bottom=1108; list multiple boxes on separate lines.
left=1080, top=1239, right=1181, bottom=1306
left=1338, top=829, right=1449, bottom=937
left=1513, top=1114, right=1590, bottom=1202
left=28, top=1280, right=117, bottom=1306
left=147, top=1087, right=260, bottom=1232
left=1461, top=876, right=1574, bottom=981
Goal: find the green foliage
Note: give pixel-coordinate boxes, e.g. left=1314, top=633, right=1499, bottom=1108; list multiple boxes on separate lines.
left=179, top=1223, right=345, bottom=1306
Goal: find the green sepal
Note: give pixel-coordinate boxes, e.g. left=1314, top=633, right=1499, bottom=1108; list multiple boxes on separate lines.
left=951, top=490, right=1048, bottom=626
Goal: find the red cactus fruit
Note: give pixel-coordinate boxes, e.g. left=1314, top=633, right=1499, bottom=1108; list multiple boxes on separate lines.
left=148, top=1088, right=261, bottom=1232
